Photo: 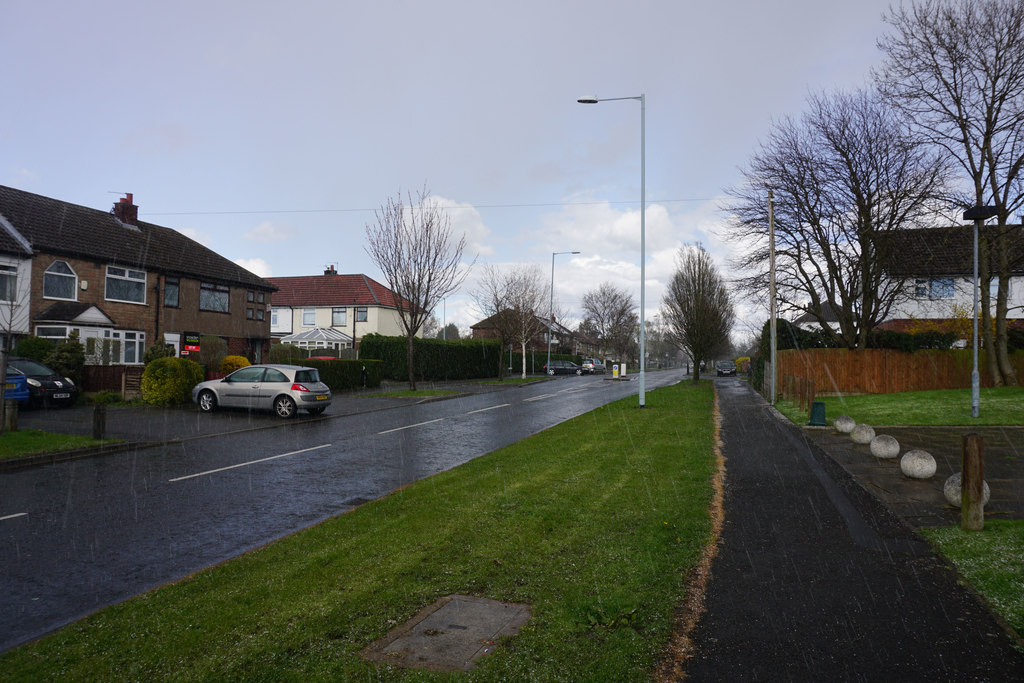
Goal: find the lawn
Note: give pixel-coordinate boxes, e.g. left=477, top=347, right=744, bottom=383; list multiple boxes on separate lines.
left=0, top=429, right=115, bottom=461
left=775, top=386, right=1024, bottom=426
left=0, top=381, right=718, bottom=680
left=922, top=520, right=1024, bottom=635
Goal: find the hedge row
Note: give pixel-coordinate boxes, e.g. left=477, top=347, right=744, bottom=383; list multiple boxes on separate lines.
left=358, top=334, right=501, bottom=380
left=299, top=358, right=383, bottom=390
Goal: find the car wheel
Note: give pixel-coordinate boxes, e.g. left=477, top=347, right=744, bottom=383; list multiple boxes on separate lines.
left=575, top=368, right=583, bottom=375
left=307, top=406, right=326, bottom=416
left=274, top=395, right=297, bottom=418
left=198, top=390, right=217, bottom=413
left=547, top=369, right=555, bottom=376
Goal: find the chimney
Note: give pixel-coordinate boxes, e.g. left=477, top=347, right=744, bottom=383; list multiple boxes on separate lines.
left=112, top=193, right=138, bottom=225
left=324, top=265, right=337, bottom=275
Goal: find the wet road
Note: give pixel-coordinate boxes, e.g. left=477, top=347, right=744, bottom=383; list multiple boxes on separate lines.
left=0, top=371, right=685, bottom=652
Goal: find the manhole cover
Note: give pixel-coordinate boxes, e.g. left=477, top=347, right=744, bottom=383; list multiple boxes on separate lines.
left=361, top=594, right=531, bottom=672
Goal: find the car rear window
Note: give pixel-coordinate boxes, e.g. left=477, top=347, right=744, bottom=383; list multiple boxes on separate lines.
left=294, top=369, right=320, bottom=383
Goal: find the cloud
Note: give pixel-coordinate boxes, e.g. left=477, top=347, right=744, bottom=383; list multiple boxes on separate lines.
left=234, top=258, right=272, bottom=278
left=427, top=195, right=495, bottom=259
left=244, top=221, right=296, bottom=243
left=174, top=226, right=212, bottom=246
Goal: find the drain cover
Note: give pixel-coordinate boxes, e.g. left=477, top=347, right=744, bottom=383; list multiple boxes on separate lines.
left=361, top=594, right=531, bottom=672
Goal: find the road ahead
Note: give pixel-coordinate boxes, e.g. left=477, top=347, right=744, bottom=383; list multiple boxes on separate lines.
left=0, top=370, right=686, bottom=652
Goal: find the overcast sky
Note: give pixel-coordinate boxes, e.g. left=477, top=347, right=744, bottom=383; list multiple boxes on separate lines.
left=1, top=0, right=897, bottom=338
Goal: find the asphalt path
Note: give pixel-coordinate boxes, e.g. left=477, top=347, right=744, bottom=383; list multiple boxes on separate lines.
left=0, top=370, right=685, bottom=652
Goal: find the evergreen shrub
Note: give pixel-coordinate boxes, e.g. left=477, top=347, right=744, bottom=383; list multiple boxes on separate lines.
left=220, top=355, right=251, bottom=373
left=141, top=357, right=205, bottom=405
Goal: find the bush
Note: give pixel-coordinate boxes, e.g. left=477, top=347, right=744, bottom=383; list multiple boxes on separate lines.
left=194, top=335, right=228, bottom=374
left=13, top=337, right=55, bottom=362
left=44, top=332, right=86, bottom=385
left=220, top=355, right=251, bottom=373
left=143, top=340, right=176, bottom=365
left=141, top=357, right=205, bottom=405
left=359, top=334, right=502, bottom=381
left=301, top=358, right=384, bottom=390
left=267, top=343, right=309, bottom=364
left=88, top=391, right=124, bottom=405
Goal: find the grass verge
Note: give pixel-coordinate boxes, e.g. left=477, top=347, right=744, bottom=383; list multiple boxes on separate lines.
left=922, top=520, right=1024, bottom=636
left=1, top=381, right=717, bottom=680
left=0, top=430, right=117, bottom=461
left=774, top=386, right=1024, bottom=426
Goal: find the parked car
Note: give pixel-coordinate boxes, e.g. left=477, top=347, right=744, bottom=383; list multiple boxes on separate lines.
left=581, top=358, right=606, bottom=374
left=192, top=364, right=332, bottom=418
left=716, top=360, right=737, bottom=377
left=542, top=360, right=582, bottom=376
left=6, top=357, right=77, bottom=408
left=3, top=366, right=30, bottom=405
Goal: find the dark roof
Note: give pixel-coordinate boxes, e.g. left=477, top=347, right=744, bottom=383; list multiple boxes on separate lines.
left=266, top=273, right=404, bottom=308
left=0, top=185, right=274, bottom=290
left=35, top=302, right=114, bottom=324
left=877, top=225, right=1024, bottom=278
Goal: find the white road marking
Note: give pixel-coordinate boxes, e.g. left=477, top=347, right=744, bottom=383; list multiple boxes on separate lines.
left=0, top=512, right=27, bottom=522
left=169, top=444, right=333, bottom=482
left=378, top=418, right=444, bottom=435
left=468, top=403, right=510, bottom=414
left=524, top=394, right=556, bottom=402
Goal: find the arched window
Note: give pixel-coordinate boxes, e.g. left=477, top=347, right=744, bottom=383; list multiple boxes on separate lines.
left=44, top=261, right=77, bottom=300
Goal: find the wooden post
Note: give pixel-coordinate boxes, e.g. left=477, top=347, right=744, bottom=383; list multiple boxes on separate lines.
left=962, top=433, right=984, bottom=531
left=807, top=379, right=815, bottom=417
left=93, top=404, right=106, bottom=441
left=4, top=399, right=17, bottom=432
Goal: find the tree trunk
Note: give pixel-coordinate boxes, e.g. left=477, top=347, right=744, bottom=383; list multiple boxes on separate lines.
left=520, top=342, right=528, bottom=379
left=995, top=228, right=1018, bottom=386
left=979, top=235, right=1001, bottom=387
left=406, top=334, right=416, bottom=391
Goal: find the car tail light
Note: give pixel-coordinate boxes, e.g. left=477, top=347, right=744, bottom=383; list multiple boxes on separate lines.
left=291, top=383, right=311, bottom=392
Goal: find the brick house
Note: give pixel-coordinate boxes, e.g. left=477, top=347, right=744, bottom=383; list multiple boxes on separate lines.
left=0, top=185, right=276, bottom=365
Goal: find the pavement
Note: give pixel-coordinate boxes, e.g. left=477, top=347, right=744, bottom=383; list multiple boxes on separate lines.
left=6, top=375, right=1024, bottom=679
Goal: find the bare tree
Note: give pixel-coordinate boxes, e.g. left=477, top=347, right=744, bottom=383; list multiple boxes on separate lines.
left=365, top=188, right=471, bottom=390
left=876, top=0, right=1024, bottom=385
left=581, top=282, right=637, bottom=364
left=727, top=88, right=947, bottom=348
left=0, top=260, right=30, bottom=434
left=662, top=245, right=734, bottom=384
left=473, top=264, right=547, bottom=379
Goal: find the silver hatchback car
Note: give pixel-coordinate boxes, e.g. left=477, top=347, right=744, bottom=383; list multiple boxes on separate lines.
left=192, top=364, right=332, bottom=418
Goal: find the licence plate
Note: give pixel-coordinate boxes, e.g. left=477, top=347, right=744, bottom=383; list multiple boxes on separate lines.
left=53, top=393, right=70, bottom=399
left=315, top=394, right=328, bottom=401
left=5, top=383, right=15, bottom=390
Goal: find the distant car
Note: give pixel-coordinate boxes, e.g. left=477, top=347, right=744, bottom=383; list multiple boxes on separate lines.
left=581, top=358, right=606, bottom=374
left=6, top=357, right=77, bottom=408
left=3, top=366, right=30, bottom=405
left=716, top=361, right=737, bottom=377
left=192, top=363, right=332, bottom=418
left=542, top=360, right=582, bottom=376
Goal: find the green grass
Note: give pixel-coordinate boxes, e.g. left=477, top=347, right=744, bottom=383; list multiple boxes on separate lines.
left=0, top=381, right=717, bottom=681
left=776, top=386, right=1024, bottom=426
left=0, top=429, right=118, bottom=461
left=922, top=520, right=1024, bottom=635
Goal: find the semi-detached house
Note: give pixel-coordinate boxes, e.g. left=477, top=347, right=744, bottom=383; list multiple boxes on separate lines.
left=0, top=185, right=276, bottom=365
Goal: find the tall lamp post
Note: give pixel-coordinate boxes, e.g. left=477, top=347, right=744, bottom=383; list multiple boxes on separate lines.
left=548, top=250, right=580, bottom=371
left=962, top=205, right=998, bottom=418
left=578, top=93, right=646, bottom=407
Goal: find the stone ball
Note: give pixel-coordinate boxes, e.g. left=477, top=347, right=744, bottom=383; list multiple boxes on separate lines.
left=851, top=424, right=875, bottom=444
left=870, top=434, right=900, bottom=459
left=943, top=472, right=991, bottom=507
left=900, top=449, right=937, bottom=479
left=834, top=415, right=856, bottom=434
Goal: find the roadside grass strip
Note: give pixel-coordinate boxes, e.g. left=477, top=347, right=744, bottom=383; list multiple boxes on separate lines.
left=922, top=520, right=1024, bottom=637
left=775, top=386, right=1024, bottom=426
left=0, top=381, right=716, bottom=681
left=0, top=430, right=119, bottom=461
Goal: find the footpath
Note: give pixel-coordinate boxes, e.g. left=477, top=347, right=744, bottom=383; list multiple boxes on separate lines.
left=682, top=380, right=1024, bottom=680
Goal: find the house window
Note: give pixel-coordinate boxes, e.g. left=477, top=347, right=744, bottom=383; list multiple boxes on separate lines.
left=271, top=309, right=279, bottom=326
left=914, top=279, right=928, bottom=297
left=247, top=291, right=255, bottom=303
left=106, top=266, right=147, bottom=304
left=164, top=277, right=179, bottom=307
left=44, top=261, right=77, bottom=300
left=929, top=278, right=954, bottom=299
left=356, top=306, right=368, bottom=322
left=256, top=308, right=265, bottom=321
left=246, top=308, right=254, bottom=320
left=104, top=329, right=145, bottom=364
left=332, top=307, right=347, bottom=326
left=302, top=308, right=315, bottom=326
left=36, top=325, right=68, bottom=340
left=257, top=292, right=265, bottom=304
left=0, top=265, right=16, bottom=302
left=200, top=282, right=230, bottom=312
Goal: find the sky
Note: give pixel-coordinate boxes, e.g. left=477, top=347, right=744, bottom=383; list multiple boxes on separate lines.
left=1, top=0, right=898, bottom=341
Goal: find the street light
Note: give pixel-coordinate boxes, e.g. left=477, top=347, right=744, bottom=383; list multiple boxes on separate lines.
left=578, top=93, right=646, bottom=407
left=548, top=250, right=580, bottom=371
left=962, top=205, right=998, bottom=418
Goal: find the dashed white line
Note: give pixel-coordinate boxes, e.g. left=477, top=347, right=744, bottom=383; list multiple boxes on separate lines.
left=468, top=403, right=510, bottom=414
left=524, top=394, right=557, bottom=402
left=0, top=512, right=27, bottom=522
left=169, top=444, right=333, bottom=482
left=378, top=418, right=444, bottom=435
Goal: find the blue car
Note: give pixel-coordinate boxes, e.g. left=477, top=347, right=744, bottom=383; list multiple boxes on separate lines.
left=4, top=367, right=30, bottom=404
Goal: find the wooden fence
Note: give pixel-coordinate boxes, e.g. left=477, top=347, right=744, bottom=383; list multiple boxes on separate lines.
left=774, top=348, right=1024, bottom=395
left=82, top=365, right=145, bottom=398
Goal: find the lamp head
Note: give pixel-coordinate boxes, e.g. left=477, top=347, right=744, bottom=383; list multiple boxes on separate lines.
left=577, top=95, right=599, bottom=104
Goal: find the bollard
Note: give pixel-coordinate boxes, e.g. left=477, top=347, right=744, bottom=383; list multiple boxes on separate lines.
left=808, top=401, right=826, bottom=426
left=4, top=399, right=17, bottom=432
left=962, top=433, right=985, bottom=531
left=93, top=404, right=107, bottom=441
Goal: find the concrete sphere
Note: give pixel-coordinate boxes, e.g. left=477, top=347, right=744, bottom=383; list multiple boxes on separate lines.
left=900, top=449, right=937, bottom=479
left=834, top=415, right=856, bottom=434
left=943, top=472, right=991, bottom=507
left=870, top=434, right=900, bottom=459
left=851, top=424, right=875, bottom=445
